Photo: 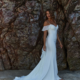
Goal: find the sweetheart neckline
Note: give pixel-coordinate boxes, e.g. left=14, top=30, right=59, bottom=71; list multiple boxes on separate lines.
left=49, top=24, right=58, bottom=27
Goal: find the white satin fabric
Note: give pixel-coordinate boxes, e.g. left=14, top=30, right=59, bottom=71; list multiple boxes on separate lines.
left=13, top=24, right=62, bottom=80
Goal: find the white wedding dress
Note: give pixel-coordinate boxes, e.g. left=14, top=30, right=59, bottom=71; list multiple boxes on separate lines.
left=13, top=23, right=62, bottom=80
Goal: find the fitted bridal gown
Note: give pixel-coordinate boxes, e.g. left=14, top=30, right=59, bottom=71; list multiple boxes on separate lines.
left=13, top=24, right=62, bottom=80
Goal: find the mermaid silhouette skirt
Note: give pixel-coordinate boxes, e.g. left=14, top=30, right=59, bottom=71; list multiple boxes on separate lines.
left=13, top=24, right=62, bottom=80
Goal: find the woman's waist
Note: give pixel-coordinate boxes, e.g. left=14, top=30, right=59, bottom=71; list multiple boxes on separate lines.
left=47, top=35, right=57, bottom=39
left=46, top=36, right=57, bottom=41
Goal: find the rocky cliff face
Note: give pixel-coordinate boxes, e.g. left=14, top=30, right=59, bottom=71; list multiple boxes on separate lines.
left=0, top=0, right=80, bottom=70
left=57, top=0, right=80, bottom=70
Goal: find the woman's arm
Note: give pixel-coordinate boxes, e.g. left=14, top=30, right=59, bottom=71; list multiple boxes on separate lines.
left=42, top=21, right=48, bottom=51
left=57, top=34, right=63, bottom=48
left=43, top=30, right=47, bottom=46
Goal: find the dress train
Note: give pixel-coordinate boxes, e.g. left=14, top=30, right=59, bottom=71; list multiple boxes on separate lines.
left=13, top=23, right=62, bottom=80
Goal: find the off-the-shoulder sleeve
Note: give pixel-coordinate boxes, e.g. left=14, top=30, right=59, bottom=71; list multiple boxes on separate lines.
left=41, top=25, right=49, bottom=31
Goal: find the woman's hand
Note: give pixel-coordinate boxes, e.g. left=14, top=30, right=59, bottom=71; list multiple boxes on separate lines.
left=43, top=45, right=46, bottom=51
left=59, top=42, right=63, bottom=49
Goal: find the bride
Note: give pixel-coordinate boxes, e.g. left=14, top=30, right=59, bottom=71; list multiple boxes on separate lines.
left=13, top=9, right=63, bottom=80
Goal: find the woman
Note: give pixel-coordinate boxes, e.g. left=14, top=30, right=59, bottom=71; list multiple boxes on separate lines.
left=13, top=9, right=63, bottom=80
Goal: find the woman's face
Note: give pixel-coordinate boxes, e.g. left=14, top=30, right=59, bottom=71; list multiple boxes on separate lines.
left=46, top=11, right=51, bottom=19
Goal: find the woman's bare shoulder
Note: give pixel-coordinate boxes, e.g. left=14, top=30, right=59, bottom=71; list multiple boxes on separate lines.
left=42, top=20, right=49, bottom=31
left=43, top=20, right=49, bottom=26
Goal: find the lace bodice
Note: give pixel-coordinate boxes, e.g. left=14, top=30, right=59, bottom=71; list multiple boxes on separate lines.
left=41, top=24, right=59, bottom=43
left=42, top=24, right=58, bottom=31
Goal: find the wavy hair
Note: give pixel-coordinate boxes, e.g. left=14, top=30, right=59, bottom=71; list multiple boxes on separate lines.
left=45, top=8, right=55, bottom=21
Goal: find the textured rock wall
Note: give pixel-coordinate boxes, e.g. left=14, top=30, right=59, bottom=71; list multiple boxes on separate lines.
left=57, top=0, right=80, bottom=70
left=0, top=0, right=54, bottom=70
left=0, top=0, right=80, bottom=70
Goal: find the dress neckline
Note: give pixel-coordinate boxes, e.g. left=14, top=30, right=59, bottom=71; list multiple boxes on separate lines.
left=49, top=24, right=58, bottom=27
left=47, top=20, right=58, bottom=27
